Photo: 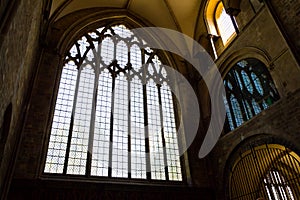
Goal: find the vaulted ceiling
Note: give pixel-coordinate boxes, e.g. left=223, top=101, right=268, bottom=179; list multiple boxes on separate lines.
left=49, top=0, right=204, bottom=38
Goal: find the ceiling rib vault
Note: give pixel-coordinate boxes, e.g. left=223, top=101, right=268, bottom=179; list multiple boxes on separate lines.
left=49, top=0, right=203, bottom=38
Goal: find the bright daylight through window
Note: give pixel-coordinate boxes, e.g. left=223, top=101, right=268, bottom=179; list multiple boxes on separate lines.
left=215, top=2, right=236, bottom=45
left=44, top=24, right=182, bottom=181
left=264, top=170, right=295, bottom=200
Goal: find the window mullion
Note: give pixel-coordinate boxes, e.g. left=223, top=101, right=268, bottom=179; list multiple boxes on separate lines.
left=143, top=84, right=151, bottom=180
left=107, top=37, right=118, bottom=177
left=85, top=67, right=99, bottom=177
left=127, top=51, right=131, bottom=179
left=229, top=15, right=239, bottom=34
left=142, top=50, right=151, bottom=180
left=247, top=71, right=261, bottom=115
left=63, top=67, right=82, bottom=174
left=232, top=69, right=249, bottom=121
left=47, top=24, right=183, bottom=181
left=108, top=72, right=116, bottom=177
left=227, top=93, right=238, bottom=129
left=248, top=70, right=265, bottom=111
left=157, top=84, right=169, bottom=180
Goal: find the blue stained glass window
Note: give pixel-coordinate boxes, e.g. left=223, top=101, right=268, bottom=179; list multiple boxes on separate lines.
left=223, top=58, right=280, bottom=132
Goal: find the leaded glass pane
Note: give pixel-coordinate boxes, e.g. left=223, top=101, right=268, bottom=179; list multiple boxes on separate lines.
left=45, top=24, right=182, bottom=181
left=223, top=58, right=279, bottom=132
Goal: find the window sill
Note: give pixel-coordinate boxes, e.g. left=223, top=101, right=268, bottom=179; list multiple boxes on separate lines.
left=9, top=178, right=215, bottom=199
left=41, top=173, right=186, bottom=187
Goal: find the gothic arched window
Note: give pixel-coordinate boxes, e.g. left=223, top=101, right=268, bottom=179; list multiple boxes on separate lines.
left=223, top=58, right=279, bottom=131
left=215, top=1, right=237, bottom=45
left=44, top=24, right=182, bottom=181
left=205, top=0, right=238, bottom=60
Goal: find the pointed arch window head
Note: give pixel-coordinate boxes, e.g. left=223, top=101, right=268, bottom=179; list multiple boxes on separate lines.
left=44, top=24, right=182, bottom=181
left=223, top=58, right=280, bottom=132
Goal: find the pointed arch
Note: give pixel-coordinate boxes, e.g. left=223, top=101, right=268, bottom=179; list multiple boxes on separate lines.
left=44, top=23, right=183, bottom=181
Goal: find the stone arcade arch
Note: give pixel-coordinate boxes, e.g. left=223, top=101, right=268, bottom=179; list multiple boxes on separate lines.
left=224, top=135, right=300, bottom=200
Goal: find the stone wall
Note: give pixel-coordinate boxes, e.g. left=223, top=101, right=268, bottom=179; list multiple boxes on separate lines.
left=11, top=7, right=215, bottom=199
left=215, top=6, right=300, bottom=95
left=0, top=0, right=44, bottom=198
left=3, top=0, right=300, bottom=199
left=200, top=3, right=300, bottom=200
left=8, top=179, right=214, bottom=200
left=211, top=88, right=300, bottom=200
left=268, top=0, right=300, bottom=62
